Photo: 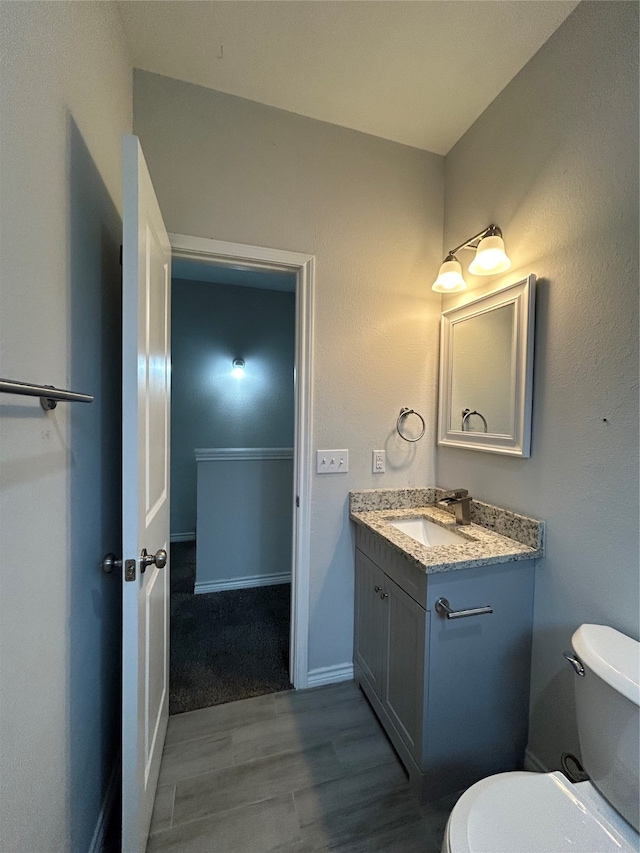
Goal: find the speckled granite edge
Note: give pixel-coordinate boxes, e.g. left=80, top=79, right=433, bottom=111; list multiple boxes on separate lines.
left=349, top=488, right=438, bottom=513
left=467, top=499, right=544, bottom=551
left=350, top=504, right=541, bottom=574
left=349, top=487, right=544, bottom=552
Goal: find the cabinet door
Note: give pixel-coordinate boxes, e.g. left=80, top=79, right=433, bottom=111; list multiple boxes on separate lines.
left=354, top=550, right=385, bottom=694
left=381, top=576, right=427, bottom=758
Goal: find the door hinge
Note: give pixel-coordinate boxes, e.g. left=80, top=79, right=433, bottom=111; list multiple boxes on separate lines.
left=124, top=559, right=136, bottom=582
left=296, top=495, right=300, bottom=508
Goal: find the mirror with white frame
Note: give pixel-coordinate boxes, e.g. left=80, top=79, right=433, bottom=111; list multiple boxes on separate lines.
left=437, top=274, right=536, bottom=456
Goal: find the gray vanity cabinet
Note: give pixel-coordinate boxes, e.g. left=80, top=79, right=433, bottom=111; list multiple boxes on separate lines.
left=353, top=551, right=384, bottom=694
left=380, top=573, right=428, bottom=757
left=353, top=525, right=535, bottom=804
left=355, top=550, right=428, bottom=756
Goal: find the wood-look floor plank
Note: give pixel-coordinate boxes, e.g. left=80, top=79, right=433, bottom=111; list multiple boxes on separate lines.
left=293, top=761, right=425, bottom=850
left=273, top=680, right=360, bottom=717
left=293, top=760, right=408, bottom=821
left=331, top=721, right=397, bottom=772
left=150, top=681, right=458, bottom=852
left=276, top=818, right=442, bottom=853
left=233, top=692, right=376, bottom=764
left=149, top=784, right=175, bottom=836
left=420, top=790, right=463, bottom=838
left=147, top=794, right=301, bottom=853
left=159, top=732, right=234, bottom=785
left=165, top=692, right=276, bottom=746
left=172, top=741, right=343, bottom=827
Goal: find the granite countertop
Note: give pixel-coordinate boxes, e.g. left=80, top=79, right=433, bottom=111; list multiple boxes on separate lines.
left=349, top=488, right=544, bottom=575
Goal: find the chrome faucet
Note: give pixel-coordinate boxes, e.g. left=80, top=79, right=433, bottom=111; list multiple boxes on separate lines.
left=438, top=489, right=472, bottom=526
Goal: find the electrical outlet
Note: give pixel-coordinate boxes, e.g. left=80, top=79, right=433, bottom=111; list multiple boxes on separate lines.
left=372, top=450, right=386, bottom=473
left=316, top=449, right=349, bottom=473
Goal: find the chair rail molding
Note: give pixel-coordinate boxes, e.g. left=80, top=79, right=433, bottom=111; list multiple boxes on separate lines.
left=195, top=447, right=293, bottom=462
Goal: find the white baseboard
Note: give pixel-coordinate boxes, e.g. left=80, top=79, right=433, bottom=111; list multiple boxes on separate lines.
left=524, top=747, right=548, bottom=773
left=170, top=532, right=195, bottom=543
left=307, top=663, right=354, bottom=688
left=88, top=755, right=119, bottom=853
left=195, top=572, right=291, bottom=594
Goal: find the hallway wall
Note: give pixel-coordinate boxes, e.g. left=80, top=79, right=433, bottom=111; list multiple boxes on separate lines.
left=195, top=450, right=293, bottom=591
left=171, top=278, right=295, bottom=537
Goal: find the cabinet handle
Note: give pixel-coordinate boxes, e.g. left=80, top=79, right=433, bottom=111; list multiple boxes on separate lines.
left=374, top=585, right=382, bottom=593
left=380, top=592, right=389, bottom=599
left=435, top=597, right=492, bottom=619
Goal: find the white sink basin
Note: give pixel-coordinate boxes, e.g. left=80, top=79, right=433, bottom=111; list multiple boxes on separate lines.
left=388, top=517, right=467, bottom=547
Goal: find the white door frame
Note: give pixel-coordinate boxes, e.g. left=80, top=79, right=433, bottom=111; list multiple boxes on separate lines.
left=169, top=233, right=314, bottom=689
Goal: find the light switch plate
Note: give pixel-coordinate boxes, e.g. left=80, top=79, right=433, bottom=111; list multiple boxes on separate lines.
left=316, top=449, right=349, bottom=473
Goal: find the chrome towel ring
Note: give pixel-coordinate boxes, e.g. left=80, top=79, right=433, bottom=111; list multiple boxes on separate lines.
left=461, top=408, right=488, bottom=433
left=396, top=407, right=426, bottom=442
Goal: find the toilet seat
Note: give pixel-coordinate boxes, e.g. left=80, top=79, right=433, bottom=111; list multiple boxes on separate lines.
left=444, top=771, right=640, bottom=853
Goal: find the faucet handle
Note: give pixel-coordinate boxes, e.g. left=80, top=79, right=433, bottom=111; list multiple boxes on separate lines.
left=443, top=488, right=469, bottom=500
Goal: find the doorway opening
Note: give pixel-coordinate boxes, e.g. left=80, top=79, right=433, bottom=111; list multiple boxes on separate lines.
left=170, top=261, right=295, bottom=710
left=169, top=234, right=314, bottom=710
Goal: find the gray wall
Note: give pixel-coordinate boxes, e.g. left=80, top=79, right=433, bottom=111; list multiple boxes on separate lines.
left=134, top=72, right=444, bottom=675
left=439, top=1, right=639, bottom=771
left=171, top=278, right=295, bottom=536
left=0, top=3, right=131, bottom=851
left=196, top=453, right=293, bottom=588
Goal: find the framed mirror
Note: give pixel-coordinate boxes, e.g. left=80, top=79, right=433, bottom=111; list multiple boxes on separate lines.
left=437, top=274, right=536, bottom=457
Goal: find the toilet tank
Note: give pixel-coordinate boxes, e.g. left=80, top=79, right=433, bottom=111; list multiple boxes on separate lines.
left=571, top=624, right=640, bottom=833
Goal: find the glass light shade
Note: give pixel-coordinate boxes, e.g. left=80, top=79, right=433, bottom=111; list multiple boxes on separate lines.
left=432, top=258, right=467, bottom=293
left=468, top=234, right=511, bottom=276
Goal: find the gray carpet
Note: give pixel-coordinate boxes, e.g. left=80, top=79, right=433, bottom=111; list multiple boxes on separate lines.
left=169, top=543, right=292, bottom=715
left=170, top=541, right=197, bottom=594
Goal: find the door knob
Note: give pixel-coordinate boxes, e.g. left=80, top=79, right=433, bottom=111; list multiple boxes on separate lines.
left=140, top=547, right=167, bottom=573
left=380, top=592, right=389, bottom=599
left=102, top=553, right=122, bottom=574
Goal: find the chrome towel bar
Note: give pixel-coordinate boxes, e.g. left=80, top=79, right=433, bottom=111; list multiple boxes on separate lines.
left=0, top=378, right=94, bottom=410
left=435, top=597, right=493, bottom=620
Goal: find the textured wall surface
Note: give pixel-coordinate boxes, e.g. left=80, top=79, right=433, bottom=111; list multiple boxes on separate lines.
left=171, top=278, right=295, bottom=535
left=134, top=72, right=444, bottom=672
left=0, top=4, right=131, bottom=850
left=440, top=1, right=639, bottom=770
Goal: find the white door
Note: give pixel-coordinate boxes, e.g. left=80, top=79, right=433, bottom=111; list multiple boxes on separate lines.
left=121, top=134, right=171, bottom=853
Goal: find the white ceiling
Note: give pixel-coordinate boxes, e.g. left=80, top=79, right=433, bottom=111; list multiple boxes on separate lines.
left=119, top=1, right=578, bottom=155
left=173, top=258, right=296, bottom=292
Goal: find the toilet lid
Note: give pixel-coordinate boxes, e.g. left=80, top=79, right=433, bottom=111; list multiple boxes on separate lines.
left=447, top=771, right=638, bottom=853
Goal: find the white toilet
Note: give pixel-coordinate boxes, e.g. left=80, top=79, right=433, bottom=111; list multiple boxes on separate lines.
left=442, top=623, right=640, bottom=853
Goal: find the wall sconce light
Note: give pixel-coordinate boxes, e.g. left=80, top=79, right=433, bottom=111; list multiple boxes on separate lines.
left=432, top=225, right=511, bottom=293
left=231, top=358, right=245, bottom=378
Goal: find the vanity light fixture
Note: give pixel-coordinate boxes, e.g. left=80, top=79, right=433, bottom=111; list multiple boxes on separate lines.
left=432, top=225, right=511, bottom=293
left=231, top=358, right=245, bottom=378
